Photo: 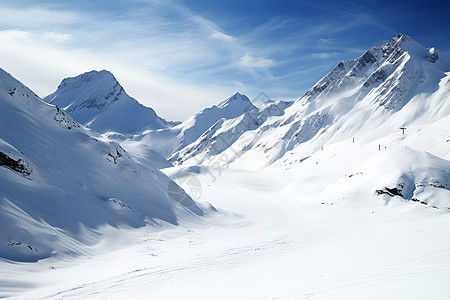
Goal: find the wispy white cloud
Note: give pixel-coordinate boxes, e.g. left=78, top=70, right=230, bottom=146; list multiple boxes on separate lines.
left=311, top=52, right=337, bottom=59
left=240, top=54, right=274, bottom=69
left=211, top=31, right=235, bottom=42
left=318, top=38, right=333, bottom=45
left=0, top=6, right=84, bottom=27
left=43, top=32, right=72, bottom=42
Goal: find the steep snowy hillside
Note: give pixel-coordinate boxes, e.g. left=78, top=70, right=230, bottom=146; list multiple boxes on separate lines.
left=176, top=34, right=450, bottom=170
left=0, top=68, right=204, bottom=262
left=44, top=70, right=174, bottom=134
left=121, top=92, right=258, bottom=159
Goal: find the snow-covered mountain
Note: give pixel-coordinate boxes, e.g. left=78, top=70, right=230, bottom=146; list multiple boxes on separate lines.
left=44, top=70, right=174, bottom=134
left=0, top=68, right=204, bottom=262
left=43, top=70, right=261, bottom=167
left=2, top=34, right=450, bottom=299
left=176, top=34, right=450, bottom=167
left=173, top=34, right=450, bottom=208
left=121, top=92, right=258, bottom=159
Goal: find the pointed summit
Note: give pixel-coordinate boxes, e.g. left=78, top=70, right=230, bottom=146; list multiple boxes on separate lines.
left=181, top=92, right=257, bottom=144
left=381, top=33, right=428, bottom=60
left=300, top=33, right=450, bottom=110
left=44, top=70, right=171, bottom=134
left=45, top=70, right=124, bottom=114
left=217, top=92, right=256, bottom=111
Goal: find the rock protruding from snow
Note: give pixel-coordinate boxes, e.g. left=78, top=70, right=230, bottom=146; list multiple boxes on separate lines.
left=44, top=70, right=172, bottom=134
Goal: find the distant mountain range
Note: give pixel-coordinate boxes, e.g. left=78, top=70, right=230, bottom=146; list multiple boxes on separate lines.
left=173, top=34, right=450, bottom=170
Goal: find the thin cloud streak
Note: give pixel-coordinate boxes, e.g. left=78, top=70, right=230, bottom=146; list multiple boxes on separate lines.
left=240, top=54, right=275, bottom=69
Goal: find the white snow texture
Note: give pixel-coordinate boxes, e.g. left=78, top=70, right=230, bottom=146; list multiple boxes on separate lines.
left=1, top=34, right=450, bottom=299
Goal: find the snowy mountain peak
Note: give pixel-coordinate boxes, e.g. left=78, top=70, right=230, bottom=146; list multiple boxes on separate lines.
left=64, top=69, right=117, bottom=86
left=298, top=33, right=450, bottom=112
left=45, top=70, right=123, bottom=112
left=217, top=92, right=256, bottom=111
left=44, top=70, right=171, bottom=134
left=387, top=33, right=414, bottom=46
left=381, top=33, right=428, bottom=60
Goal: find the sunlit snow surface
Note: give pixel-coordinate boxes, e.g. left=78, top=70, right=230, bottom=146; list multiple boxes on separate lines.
left=1, top=34, right=450, bottom=299
left=2, top=164, right=450, bottom=299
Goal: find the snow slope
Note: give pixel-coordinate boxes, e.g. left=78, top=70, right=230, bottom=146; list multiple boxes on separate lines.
left=44, top=70, right=174, bottom=134
left=2, top=163, right=450, bottom=299
left=0, top=68, right=205, bottom=263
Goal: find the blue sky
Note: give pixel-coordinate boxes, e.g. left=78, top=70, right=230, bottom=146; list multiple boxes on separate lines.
left=0, top=0, right=449, bottom=120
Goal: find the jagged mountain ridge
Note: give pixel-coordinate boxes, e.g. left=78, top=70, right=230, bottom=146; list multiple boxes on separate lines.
left=174, top=34, right=450, bottom=169
left=302, top=34, right=449, bottom=111
left=44, top=70, right=175, bottom=134
left=169, top=100, right=293, bottom=164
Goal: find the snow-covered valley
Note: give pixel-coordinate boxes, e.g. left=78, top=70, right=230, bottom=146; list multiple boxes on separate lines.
left=1, top=34, right=450, bottom=299
left=3, top=164, right=450, bottom=299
